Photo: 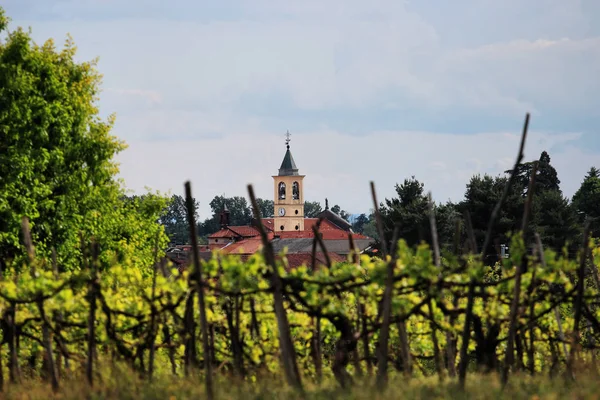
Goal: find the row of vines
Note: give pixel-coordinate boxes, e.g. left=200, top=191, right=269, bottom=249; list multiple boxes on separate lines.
left=1, top=115, right=600, bottom=397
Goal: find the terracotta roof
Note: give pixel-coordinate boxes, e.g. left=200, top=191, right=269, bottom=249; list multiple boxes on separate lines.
left=221, top=239, right=264, bottom=255
left=316, top=209, right=352, bottom=230
left=208, top=226, right=261, bottom=239
left=304, top=218, right=341, bottom=231
left=276, top=230, right=369, bottom=240
left=208, top=220, right=370, bottom=245
left=210, top=218, right=369, bottom=238
left=282, top=252, right=346, bottom=270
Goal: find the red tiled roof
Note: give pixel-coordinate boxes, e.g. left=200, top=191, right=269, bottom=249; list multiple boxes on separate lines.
left=209, top=229, right=236, bottom=239
left=221, top=239, right=264, bottom=255
left=282, top=252, right=346, bottom=270
left=209, top=217, right=369, bottom=238
left=209, top=226, right=261, bottom=239
left=261, top=219, right=275, bottom=231
left=228, top=226, right=261, bottom=237
left=276, top=230, right=368, bottom=240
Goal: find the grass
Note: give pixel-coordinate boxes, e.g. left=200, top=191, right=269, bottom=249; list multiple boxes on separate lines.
left=3, top=363, right=600, bottom=400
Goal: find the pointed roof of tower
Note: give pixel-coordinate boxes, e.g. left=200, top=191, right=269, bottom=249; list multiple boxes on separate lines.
left=278, top=130, right=299, bottom=176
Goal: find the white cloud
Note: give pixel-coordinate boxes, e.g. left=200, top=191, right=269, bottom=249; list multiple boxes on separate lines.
left=12, top=3, right=600, bottom=115
left=105, top=88, right=162, bottom=105
left=4, top=0, right=599, bottom=221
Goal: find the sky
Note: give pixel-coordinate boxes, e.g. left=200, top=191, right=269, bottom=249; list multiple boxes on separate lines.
left=3, top=0, right=600, bottom=220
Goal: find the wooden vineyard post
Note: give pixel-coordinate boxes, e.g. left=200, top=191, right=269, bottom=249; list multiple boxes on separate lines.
left=86, top=240, right=99, bottom=387
left=566, top=220, right=592, bottom=380
left=427, top=192, right=446, bottom=381
left=185, top=181, right=214, bottom=400
left=371, top=181, right=402, bottom=390
left=248, top=184, right=304, bottom=393
left=502, top=161, right=537, bottom=386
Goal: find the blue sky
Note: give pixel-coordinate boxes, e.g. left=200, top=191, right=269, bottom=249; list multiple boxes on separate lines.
left=3, top=0, right=599, bottom=218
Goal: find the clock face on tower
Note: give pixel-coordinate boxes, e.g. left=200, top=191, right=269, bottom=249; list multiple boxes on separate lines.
left=278, top=207, right=286, bottom=216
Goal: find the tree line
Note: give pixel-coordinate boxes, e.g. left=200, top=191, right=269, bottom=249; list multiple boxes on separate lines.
left=160, top=151, right=600, bottom=261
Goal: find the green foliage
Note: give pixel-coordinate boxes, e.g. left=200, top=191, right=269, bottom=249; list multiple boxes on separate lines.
left=511, top=150, right=561, bottom=195
left=0, top=14, right=168, bottom=270
left=0, top=230, right=595, bottom=393
left=380, top=176, right=430, bottom=248
left=159, top=194, right=198, bottom=245
left=0, top=7, right=8, bottom=33
left=513, top=151, right=580, bottom=252
left=196, top=195, right=273, bottom=239
left=304, top=200, right=323, bottom=218
left=572, top=166, right=600, bottom=237
left=351, top=213, right=369, bottom=233
left=330, top=204, right=350, bottom=221
left=458, top=173, right=523, bottom=258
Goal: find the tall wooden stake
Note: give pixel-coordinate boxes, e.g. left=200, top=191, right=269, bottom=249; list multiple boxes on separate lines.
left=185, top=181, right=214, bottom=400
left=502, top=161, right=537, bottom=386
left=248, top=184, right=304, bottom=393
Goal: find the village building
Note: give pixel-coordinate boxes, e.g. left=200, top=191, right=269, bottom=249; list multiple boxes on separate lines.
left=167, top=133, right=374, bottom=269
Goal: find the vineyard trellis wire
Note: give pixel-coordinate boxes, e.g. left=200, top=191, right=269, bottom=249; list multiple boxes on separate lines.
left=0, top=113, right=599, bottom=398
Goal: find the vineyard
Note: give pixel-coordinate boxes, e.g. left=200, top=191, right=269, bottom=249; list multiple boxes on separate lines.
left=0, top=118, right=599, bottom=400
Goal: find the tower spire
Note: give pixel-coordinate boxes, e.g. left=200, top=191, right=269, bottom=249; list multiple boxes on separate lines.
left=285, top=130, right=291, bottom=149
left=278, top=130, right=298, bottom=176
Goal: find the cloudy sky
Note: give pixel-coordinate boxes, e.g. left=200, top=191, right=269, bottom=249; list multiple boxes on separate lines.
left=4, top=0, right=600, bottom=219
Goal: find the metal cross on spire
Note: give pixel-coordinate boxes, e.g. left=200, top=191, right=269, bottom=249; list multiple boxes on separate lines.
left=285, top=130, right=291, bottom=149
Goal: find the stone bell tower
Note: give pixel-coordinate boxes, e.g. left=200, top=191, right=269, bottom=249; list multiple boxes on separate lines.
left=273, top=131, right=305, bottom=232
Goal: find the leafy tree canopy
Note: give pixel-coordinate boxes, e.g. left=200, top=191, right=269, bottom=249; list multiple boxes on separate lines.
left=304, top=201, right=322, bottom=218
left=379, top=176, right=430, bottom=249
left=158, top=194, right=198, bottom=246
left=572, top=166, right=600, bottom=236
left=0, top=14, right=168, bottom=271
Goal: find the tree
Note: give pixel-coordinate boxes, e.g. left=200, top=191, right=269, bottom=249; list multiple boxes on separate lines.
left=379, top=176, right=430, bottom=249
left=362, top=216, right=379, bottom=241
left=572, top=167, right=600, bottom=237
left=256, top=198, right=274, bottom=218
left=435, top=201, right=461, bottom=252
left=458, top=174, right=523, bottom=262
left=351, top=213, right=369, bottom=233
left=0, top=13, right=168, bottom=270
left=511, top=151, right=561, bottom=196
left=304, top=201, right=322, bottom=218
left=158, top=194, right=198, bottom=245
left=533, top=190, right=580, bottom=252
left=508, top=151, right=580, bottom=252
left=331, top=204, right=350, bottom=221
left=197, top=195, right=261, bottom=237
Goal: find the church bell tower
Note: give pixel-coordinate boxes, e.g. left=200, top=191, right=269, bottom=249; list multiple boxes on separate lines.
left=273, top=131, right=305, bottom=232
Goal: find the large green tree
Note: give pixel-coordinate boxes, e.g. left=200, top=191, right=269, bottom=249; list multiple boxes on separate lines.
left=330, top=204, right=350, bottom=221
left=379, top=176, right=430, bottom=249
left=351, top=213, right=369, bottom=233
left=458, top=174, right=523, bottom=262
left=572, top=167, right=600, bottom=237
left=435, top=200, right=462, bottom=252
left=256, top=198, right=274, bottom=218
left=304, top=200, right=322, bottom=218
left=0, top=9, right=168, bottom=271
left=158, top=194, right=199, bottom=245
left=509, top=151, right=580, bottom=252
left=197, top=195, right=273, bottom=238
left=512, top=151, right=561, bottom=195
